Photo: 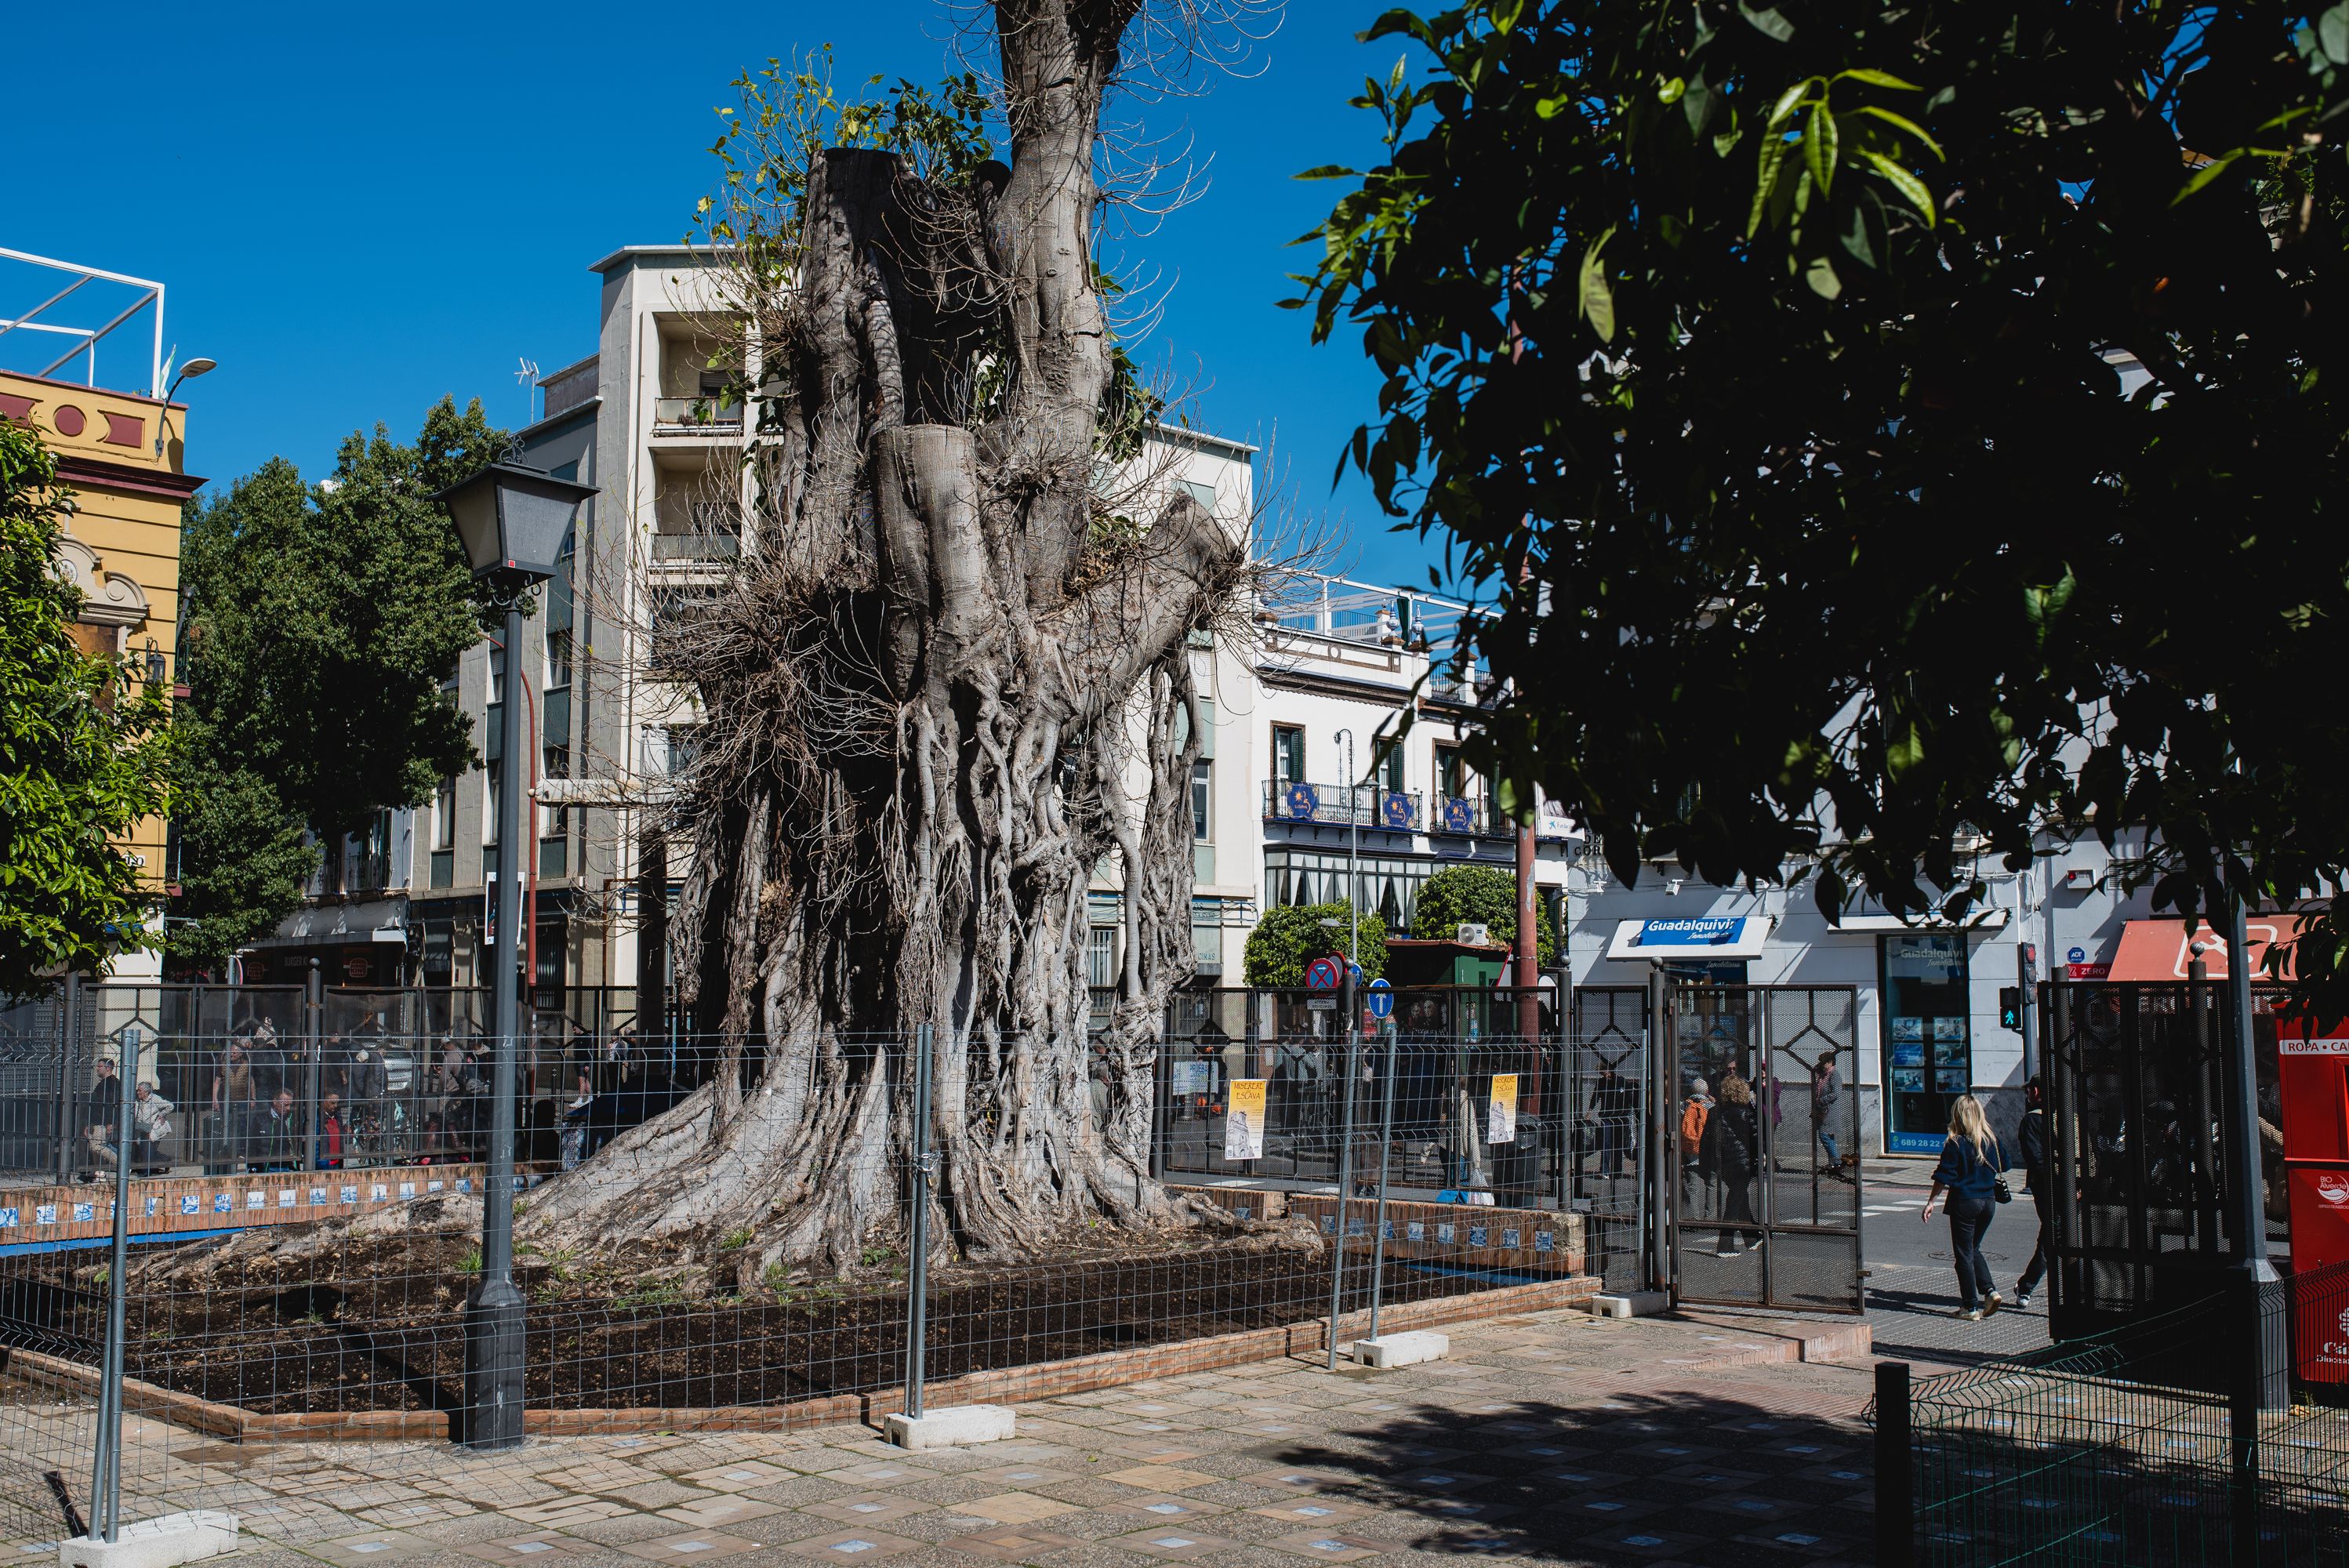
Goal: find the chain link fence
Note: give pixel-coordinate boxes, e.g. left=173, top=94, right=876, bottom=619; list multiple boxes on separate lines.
left=1875, top=1258, right=2349, bottom=1566
left=0, top=985, right=1644, bottom=1554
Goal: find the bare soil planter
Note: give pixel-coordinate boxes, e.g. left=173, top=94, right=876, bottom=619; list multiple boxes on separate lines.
left=10, top=1235, right=1572, bottom=1420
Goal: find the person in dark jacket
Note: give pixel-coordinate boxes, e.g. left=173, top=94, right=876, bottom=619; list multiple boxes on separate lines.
left=1922, top=1094, right=2010, bottom=1319
left=1810, top=1054, right=1845, bottom=1174
left=1704, top=1073, right=1763, bottom=1254
left=252, top=1088, right=302, bottom=1172
left=2013, top=1076, right=2052, bottom=1308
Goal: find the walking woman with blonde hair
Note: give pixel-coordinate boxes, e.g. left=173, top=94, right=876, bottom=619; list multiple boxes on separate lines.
left=1922, top=1094, right=2010, bottom=1320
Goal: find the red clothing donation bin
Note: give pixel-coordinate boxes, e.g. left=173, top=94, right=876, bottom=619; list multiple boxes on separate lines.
left=2278, top=1018, right=2349, bottom=1385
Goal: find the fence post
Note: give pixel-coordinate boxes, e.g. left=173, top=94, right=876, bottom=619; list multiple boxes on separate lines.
left=2229, top=1267, right=2265, bottom=1565
left=1363, top=1031, right=1397, bottom=1345
left=1874, top=1359, right=1913, bottom=1568
left=904, top=1024, right=935, bottom=1421
left=1324, top=1023, right=1359, bottom=1370
left=305, top=960, right=325, bottom=1172
left=89, top=1025, right=139, bottom=1544
left=1644, top=966, right=1668, bottom=1296
left=56, top=971, right=80, bottom=1185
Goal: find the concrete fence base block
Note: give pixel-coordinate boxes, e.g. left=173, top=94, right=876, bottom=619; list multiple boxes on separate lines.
left=58, top=1512, right=238, bottom=1568
left=885, top=1404, right=1016, bottom=1450
left=1351, top=1331, right=1448, bottom=1368
left=1590, top=1291, right=1669, bottom=1319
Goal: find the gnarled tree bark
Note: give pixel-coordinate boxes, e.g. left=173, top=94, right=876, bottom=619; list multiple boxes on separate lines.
left=523, top=1, right=1247, bottom=1287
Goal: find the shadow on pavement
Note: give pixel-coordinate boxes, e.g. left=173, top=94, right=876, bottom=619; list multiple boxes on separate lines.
left=1257, top=1383, right=1875, bottom=1566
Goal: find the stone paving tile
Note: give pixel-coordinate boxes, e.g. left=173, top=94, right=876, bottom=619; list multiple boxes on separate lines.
left=449, top=1532, right=613, bottom=1564
left=52, top=1298, right=1891, bottom=1568
left=660, top=1497, right=790, bottom=1531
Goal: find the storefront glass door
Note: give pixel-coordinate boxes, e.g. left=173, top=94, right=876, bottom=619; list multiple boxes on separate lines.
left=1881, top=934, right=1970, bottom=1154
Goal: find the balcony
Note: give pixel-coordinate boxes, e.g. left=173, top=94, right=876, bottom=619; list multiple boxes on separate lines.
left=1429, top=793, right=1497, bottom=837
left=1425, top=793, right=1578, bottom=842
left=1262, top=780, right=1420, bottom=831
left=651, top=396, right=743, bottom=434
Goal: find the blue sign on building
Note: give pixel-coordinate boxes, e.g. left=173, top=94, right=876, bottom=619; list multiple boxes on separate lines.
left=1634, top=916, right=1745, bottom=947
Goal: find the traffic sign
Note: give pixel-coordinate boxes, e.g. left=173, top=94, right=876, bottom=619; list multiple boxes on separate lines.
left=1305, top=956, right=1343, bottom=992
left=1365, top=978, right=1394, bottom=1020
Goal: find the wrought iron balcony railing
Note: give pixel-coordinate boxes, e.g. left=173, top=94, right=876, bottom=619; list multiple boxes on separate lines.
left=1262, top=780, right=1420, bottom=831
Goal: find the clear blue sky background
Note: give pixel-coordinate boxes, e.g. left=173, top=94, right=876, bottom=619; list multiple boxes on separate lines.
left=5, top=0, right=1456, bottom=594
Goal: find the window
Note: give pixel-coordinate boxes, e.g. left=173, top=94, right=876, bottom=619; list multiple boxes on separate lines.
left=1435, top=744, right=1469, bottom=798
left=434, top=778, right=456, bottom=851
left=1192, top=760, right=1212, bottom=841
left=545, top=628, right=573, bottom=691
left=543, top=746, right=571, bottom=839
left=1087, top=927, right=1118, bottom=988
left=488, top=643, right=504, bottom=706
left=659, top=724, right=702, bottom=778
left=1272, top=725, right=1305, bottom=786
left=483, top=763, right=500, bottom=845
left=1380, top=740, right=1407, bottom=793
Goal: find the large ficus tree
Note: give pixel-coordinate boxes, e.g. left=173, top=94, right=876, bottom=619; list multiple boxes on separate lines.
left=525, top=6, right=1252, bottom=1278
left=1298, top=2, right=2349, bottom=1003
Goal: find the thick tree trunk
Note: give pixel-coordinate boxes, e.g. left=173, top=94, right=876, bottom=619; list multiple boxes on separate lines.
left=523, top=2, right=1242, bottom=1284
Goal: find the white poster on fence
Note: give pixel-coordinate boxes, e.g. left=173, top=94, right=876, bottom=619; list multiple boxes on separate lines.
left=1225, top=1078, right=1267, bottom=1160
left=1487, top=1073, right=1519, bottom=1145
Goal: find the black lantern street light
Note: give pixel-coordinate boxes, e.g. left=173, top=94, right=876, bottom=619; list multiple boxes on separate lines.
left=434, top=462, right=597, bottom=1450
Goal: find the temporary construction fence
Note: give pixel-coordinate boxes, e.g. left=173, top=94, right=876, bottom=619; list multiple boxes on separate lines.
left=1872, top=1258, right=2349, bottom=1566
left=0, top=978, right=673, bottom=1185
left=0, top=999, right=1628, bottom=1552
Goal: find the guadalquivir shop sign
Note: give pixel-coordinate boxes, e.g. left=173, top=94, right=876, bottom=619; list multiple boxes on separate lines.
left=1633, top=917, right=1745, bottom=947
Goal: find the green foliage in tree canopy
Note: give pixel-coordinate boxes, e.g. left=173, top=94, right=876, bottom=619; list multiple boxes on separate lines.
left=0, top=422, right=176, bottom=997
left=1412, top=862, right=1557, bottom=966
left=1298, top=0, right=2349, bottom=1004
left=1243, top=902, right=1389, bottom=987
left=172, top=397, right=505, bottom=964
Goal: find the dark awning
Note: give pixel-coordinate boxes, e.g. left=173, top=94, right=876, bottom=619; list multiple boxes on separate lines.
left=248, top=897, right=410, bottom=950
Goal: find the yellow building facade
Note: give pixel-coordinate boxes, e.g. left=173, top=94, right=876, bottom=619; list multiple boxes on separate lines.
left=0, top=368, right=200, bottom=942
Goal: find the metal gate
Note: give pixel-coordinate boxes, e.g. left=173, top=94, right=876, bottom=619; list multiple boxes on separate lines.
left=1663, top=982, right=1866, bottom=1312
left=1568, top=986, right=1650, bottom=1294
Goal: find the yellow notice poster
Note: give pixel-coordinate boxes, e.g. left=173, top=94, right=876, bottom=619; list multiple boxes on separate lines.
left=1225, top=1078, right=1268, bottom=1160
left=1487, top=1074, right=1519, bottom=1145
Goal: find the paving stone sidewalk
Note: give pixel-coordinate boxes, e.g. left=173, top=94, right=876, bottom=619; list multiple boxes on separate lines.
left=20, top=1308, right=1887, bottom=1568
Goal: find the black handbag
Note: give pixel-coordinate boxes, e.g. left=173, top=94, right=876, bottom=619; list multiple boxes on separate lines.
left=1993, top=1174, right=2013, bottom=1204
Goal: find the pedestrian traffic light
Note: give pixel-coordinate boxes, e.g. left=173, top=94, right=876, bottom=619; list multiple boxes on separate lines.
left=1999, top=986, right=2023, bottom=1033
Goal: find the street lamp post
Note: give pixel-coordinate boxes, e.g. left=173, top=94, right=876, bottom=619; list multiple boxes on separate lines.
left=435, top=462, right=597, bottom=1451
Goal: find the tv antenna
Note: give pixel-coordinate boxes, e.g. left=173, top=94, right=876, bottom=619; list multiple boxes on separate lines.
left=515, top=357, right=540, bottom=425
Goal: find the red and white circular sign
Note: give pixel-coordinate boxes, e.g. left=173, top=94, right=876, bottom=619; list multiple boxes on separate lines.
left=2318, top=1173, right=2349, bottom=1207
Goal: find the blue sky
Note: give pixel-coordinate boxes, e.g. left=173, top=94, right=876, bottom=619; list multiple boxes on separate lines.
left=5, top=0, right=1456, bottom=594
